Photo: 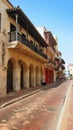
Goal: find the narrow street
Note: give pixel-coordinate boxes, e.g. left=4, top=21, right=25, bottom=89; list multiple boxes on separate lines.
left=0, top=80, right=71, bottom=130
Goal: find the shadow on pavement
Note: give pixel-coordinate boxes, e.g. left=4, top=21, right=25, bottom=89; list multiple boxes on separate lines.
left=41, top=81, right=65, bottom=91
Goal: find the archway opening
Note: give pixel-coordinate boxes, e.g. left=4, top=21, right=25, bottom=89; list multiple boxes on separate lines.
left=7, top=60, right=13, bottom=93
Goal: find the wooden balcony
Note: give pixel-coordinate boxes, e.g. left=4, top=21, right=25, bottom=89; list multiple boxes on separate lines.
left=48, top=58, right=56, bottom=68
left=54, top=57, right=60, bottom=61
left=47, top=46, right=55, bottom=56
left=7, top=31, right=48, bottom=63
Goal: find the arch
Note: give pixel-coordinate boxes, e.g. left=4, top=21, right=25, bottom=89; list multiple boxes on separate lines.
left=7, top=58, right=16, bottom=93
left=18, top=60, right=27, bottom=69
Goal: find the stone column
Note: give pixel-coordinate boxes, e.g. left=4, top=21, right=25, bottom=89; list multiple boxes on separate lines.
left=36, top=70, right=40, bottom=86
left=33, top=69, right=36, bottom=87
left=54, top=70, right=56, bottom=82
left=42, top=67, right=45, bottom=80
left=13, top=67, right=21, bottom=91
left=38, top=70, right=41, bottom=86
left=23, top=67, right=29, bottom=88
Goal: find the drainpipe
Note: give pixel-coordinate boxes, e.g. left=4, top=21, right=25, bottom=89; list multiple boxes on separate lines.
left=16, top=14, right=18, bottom=41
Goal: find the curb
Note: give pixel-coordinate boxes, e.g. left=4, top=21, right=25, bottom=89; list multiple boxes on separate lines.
left=0, top=81, right=61, bottom=110
left=0, top=89, right=41, bottom=109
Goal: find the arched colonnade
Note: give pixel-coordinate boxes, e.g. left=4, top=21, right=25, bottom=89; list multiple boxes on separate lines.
left=6, top=58, right=43, bottom=93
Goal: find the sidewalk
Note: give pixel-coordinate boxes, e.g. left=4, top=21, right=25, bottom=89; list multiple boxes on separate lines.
left=59, top=79, right=73, bottom=130
left=0, top=86, right=41, bottom=109
left=0, top=81, right=61, bottom=109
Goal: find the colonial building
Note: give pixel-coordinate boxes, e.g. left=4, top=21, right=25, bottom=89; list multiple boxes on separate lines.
left=36, top=26, right=65, bottom=82
left=0, top=0, right=65, bottom=97
left=55, top=51, right=65, bottom=80
left=68, top=64, right=73, bottom=77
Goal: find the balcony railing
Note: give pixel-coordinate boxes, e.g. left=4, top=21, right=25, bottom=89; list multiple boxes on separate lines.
left=49, top=42, right=56, bottom=52
left=48, top=58, right=56, bottom=66
left=8, top=31, right=47, bottom=59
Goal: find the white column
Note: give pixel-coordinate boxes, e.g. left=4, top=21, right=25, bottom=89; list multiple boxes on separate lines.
left=23, top=67, right=29, bottom=88
left=38, top=70, right=41, bottom=85
left=42, top=67, right=45, bottom=80
left=31, top=70, right=36, bottom=87
left=13, top=67, right=21, bottom=91
left=36, top=70, right=40, bottom=86
left=54, top=70, right=57, bottom=82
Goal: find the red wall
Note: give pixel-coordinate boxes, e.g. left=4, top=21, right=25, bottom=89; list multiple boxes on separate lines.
left=44, top=68, right=54, bottom=84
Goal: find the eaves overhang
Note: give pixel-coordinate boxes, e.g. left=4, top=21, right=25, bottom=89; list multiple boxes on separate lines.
left=61, top=59, right=65, bottom=64
left=44, top=31, right=57, bottom=46
left=7, top=0, right=14, bottom=7
left=61, top=65, right=65, bottom=70
left=6, top=8, right=48, bottom=48
left=54, top=57, right=60, bottom=61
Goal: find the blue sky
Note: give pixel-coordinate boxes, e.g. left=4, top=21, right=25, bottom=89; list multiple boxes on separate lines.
left=10, top=0, right=73, bottom=65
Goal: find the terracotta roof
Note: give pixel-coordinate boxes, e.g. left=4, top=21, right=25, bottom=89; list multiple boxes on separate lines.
left=69, top=64, right=73, bottom=66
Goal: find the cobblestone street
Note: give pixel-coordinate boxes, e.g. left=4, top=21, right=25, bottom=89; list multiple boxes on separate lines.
left=0, top=80, right=71, bottom=130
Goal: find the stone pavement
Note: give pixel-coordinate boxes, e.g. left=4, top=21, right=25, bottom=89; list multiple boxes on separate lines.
left=0, top=80, right=69, bottom=130
left=0, top=80, right=72, bottom=130
left=1, top=80, right=73, bottom=130
left=0, top=81, right=61, bottom=109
